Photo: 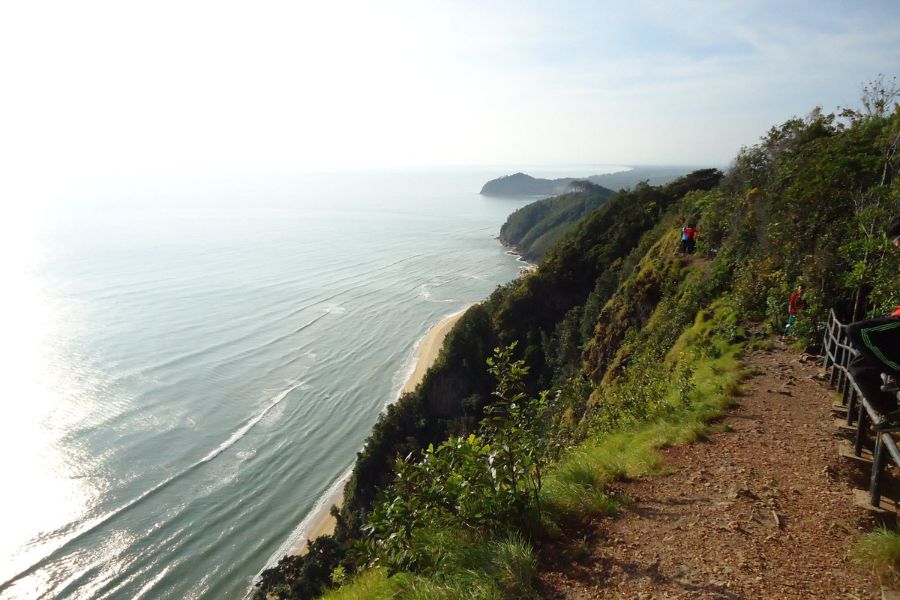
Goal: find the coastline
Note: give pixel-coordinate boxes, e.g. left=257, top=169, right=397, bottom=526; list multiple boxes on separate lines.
left=504, top=248, right=537, bottom=274
left=285, top=306, right=470, bottom=555
left=497, top=236, right=537, bottom=274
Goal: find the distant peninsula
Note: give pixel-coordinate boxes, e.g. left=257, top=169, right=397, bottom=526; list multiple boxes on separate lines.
left=480, top=166, right=705, bottom=197
left=499, top=180, right=614, bottom=261
left=479, top=173, right=576, bottom=196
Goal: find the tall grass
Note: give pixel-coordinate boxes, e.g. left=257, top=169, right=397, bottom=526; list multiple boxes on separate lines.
left=491, top=534, right=538, bottom=599
left=322, top=532, right=536, bottom=600
left=853, top=528, right=900, bottom=585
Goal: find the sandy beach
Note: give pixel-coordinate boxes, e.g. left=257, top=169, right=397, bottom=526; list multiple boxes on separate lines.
left=287, top=307, right=469, bottom=555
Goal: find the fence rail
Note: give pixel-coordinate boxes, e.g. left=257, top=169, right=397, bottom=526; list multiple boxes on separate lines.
left=823, top=309, right=900, bottom=508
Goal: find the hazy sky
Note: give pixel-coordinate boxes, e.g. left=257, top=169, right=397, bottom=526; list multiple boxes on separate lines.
left=3, top=0, right=900, bottom=184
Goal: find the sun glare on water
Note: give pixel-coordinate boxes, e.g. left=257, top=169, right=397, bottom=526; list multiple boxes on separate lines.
left=0, top=204, right=100, bottom=589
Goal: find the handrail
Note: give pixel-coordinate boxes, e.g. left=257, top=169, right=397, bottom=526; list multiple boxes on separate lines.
left=823, top=309, right=899, bottom=508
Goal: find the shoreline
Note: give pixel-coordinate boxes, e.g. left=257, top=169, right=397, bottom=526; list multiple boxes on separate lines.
left=497, top=236, right=537, bottom=274
left=285, top=306, right=470, bottom=556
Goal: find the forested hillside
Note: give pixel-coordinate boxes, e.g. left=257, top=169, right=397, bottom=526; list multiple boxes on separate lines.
left=498, top=181, right=614, bottom=261
left=255, top=85, right=900, bottom=599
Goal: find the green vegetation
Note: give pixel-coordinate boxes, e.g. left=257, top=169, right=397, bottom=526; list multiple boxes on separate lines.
left=499, top=181, right=614, bottom=260
left=353, top=344, right=554, bottom=579
left=854, top=528, right=900, bottom=585
left=254, top=81, right=900, bottom=599
left=543, top=297, right=746, bottom=528
left=321, top=532, right=536, bottom=600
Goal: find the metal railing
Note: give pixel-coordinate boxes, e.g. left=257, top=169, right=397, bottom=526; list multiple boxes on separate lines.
left=823, top=309, right=900, bottom=508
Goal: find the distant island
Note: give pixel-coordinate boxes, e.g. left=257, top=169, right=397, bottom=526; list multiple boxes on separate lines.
left=480, top=166, right=706, bottom=196
left=479, top=172, right=577, bottom=196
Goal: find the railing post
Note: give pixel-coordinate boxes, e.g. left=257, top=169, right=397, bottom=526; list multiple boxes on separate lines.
left=854, top=396, right=867, bottom=454
left=838, top=358, right=850, bottom=404
left=841, top=367, right=851, bottom=405
left=870, top=434, right=886, bottom=507
left=823, top=314, right=832, bottom=369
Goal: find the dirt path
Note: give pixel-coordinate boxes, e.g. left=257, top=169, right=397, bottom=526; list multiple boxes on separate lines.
left=538, top=343, right=883, bottom=599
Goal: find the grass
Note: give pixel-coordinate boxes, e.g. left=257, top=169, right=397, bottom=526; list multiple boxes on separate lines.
left=319, top=568, right=400, bottom=600
left=491, top=534, right=538, bottom=599
left=321, top=532, right=537, bottom=600
left=853, top=528, right=900, bottom=586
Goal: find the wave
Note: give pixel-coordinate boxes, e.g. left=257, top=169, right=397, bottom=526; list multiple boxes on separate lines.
left=102, top=254, right=428, bottom=387
left=0, top=381, right=302, bottom=596
left=244, top=305, right=471, bottom=597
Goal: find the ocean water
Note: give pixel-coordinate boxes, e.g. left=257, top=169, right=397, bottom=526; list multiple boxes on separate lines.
left=0, top=167, right=617, bottom=599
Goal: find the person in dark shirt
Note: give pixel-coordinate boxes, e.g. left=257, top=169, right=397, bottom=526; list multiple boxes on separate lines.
left=844, top=215, right=900, bottom=415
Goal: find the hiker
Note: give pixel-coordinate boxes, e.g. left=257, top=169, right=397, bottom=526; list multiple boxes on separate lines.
left=782, top=285, right=804, bottom=339
left=844, top=215, right=900, bottom=415
left=681, top=224, right=696, bottom=255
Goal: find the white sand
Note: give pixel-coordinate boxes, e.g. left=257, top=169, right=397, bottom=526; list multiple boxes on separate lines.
left=400, top=309, right=467, bottom=395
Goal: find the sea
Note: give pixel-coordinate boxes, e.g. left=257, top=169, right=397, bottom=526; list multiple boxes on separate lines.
left=0, top=166, right=622, bottom=599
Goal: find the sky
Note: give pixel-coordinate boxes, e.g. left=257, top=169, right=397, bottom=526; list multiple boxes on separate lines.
left=2, top=0, right=900, bottom=189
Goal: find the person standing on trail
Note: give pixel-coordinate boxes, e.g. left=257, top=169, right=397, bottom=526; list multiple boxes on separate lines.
left=782, top=285, right=804, bottom=339
left=681, top=224, right=696, bottom=255
left=844, top=215, right=900, bottom=415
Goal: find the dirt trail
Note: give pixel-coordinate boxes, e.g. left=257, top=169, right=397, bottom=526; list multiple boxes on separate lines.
left=538, top=343, right=883, bottom=599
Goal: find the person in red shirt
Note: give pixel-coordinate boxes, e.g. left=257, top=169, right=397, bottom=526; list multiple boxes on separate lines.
left=681, top=225, right=696, bottom=255
left=782, top=285, right=804, bottom=339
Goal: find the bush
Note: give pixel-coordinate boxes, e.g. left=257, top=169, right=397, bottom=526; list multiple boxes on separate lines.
left=358, top=344, right=557, bottom=573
